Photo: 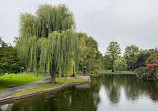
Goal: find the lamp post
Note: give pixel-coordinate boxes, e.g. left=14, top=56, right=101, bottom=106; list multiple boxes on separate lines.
left=73, top=65, right=75, bottom=77
left=84, top=66, right=86, bottom=76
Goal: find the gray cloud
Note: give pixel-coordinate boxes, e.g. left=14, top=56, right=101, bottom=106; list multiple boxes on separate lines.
left=0, top=0, right=158, bottom=55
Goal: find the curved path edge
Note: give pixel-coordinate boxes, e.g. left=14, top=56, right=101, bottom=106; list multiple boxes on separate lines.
left=0, top=80, right=90, bottom=105
left=0, top=77, right=50, bottom=99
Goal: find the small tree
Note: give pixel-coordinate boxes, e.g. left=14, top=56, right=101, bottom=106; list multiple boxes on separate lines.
left=106, top=41, right=121, bottom=72
left=0, top=38, right=24, bottom=75
left=124, top=45, right=140, bottom=70
left=147, top=59, right=158, bottom=75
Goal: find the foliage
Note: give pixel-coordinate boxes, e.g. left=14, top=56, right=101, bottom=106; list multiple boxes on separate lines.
left=102, top=54, right=112, bottom=70
left=0, top=38, right=24, bottom=75
left=0, top=38, right=6, bottom=47
left=124, top=45, right=140, bottom=70
left=145, top=53, right=158, bottom=65
left=134, top=67, right=147, bottom=77
left=133, top=52, right=151, bottom=70
left=78, top=33, right=103, bottom=74
left=19, top=4, right=75, bottom=39
left=106, top=41, right=121, bottom=72
left=113, top=58, right=127, bottom=71
left=16, top=4, right=81, bottom=82
left=0, top=73, right=44, bottom=92
left=147, top=59, right=158, bottom=75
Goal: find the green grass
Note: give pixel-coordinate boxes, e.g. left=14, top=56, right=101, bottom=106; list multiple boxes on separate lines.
left=56, top=78, right=85, bottom=83
left=12, top=78, right=85, bottom=96
left=12, top=82, right=60, bottom=96
left=0, top=73, right=44, bottom=92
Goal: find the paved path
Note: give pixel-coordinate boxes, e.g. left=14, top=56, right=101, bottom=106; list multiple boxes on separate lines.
left=0, top=77, right=50, bottom=99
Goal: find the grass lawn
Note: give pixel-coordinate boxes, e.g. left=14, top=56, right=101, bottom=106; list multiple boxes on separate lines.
left=12, top=78, right=85, bottom=96
left=0, top=73, right=44, bottom=92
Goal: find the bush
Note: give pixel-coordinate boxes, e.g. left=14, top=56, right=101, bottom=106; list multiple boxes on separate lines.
left=147, top=59, right=158, bottom=75
left=134, top=67, right=148, bottom=77
left=113, top=58, right=127, bottom=71
left=145, top=53, right=158, bottom=64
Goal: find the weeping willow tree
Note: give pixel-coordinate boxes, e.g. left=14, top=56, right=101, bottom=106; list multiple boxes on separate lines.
left=16, top=4, right=81, bottom=83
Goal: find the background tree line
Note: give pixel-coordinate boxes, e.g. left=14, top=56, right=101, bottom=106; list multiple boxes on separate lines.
left=102, top=41, right=155, bottom=72
left=1, top=3, right=157, bottom=80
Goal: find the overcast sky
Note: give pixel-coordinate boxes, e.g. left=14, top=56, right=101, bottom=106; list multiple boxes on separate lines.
left=0, top=0, right=158, bottom=54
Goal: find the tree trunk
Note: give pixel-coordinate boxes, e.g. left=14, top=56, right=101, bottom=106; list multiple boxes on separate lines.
left=62, top=70, right=64, bottom=77
left=50, top=56, right=56, bottom=84
left=112, top=60, right=114, bottom=72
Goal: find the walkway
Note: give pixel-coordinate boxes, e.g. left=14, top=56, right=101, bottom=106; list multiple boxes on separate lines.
left=0, top=77, right=50, bottom=99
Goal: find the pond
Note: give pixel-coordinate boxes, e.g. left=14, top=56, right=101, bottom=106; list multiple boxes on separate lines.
left=1, top=74, right=158, bottom=111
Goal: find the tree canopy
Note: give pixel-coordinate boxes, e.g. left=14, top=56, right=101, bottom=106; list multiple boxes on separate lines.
left=78, top=33, right=103, bottom=74
left=16, top=4, right=80, bottom=83
left=106, top=41, right=121, bottom=72
left=124, top=45, right=140, bottom=70
left=102, top=54, right=112, bottom=70
left=0, top=38, right=24, bottom=75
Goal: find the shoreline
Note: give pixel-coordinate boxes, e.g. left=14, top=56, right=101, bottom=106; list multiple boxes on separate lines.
left=0, top=79, right=90, bottom=105
left=99, top=72, right=136, bottom=75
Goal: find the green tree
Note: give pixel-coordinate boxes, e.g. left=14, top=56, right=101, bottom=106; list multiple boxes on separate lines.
left=133, top=51, right=151, bottom=70
left=103, top=54, right=112, bottom=70
left=16, top=4, right=80, bottom=83
left=78, top=33, right=103, bottom=74
left=0, top=38, right=24, bottom=75
left=124, top=45, right=140, bottom=70
left=113, top=58, right=127, bottom=71
left=106, top=41, right=121, bottom=72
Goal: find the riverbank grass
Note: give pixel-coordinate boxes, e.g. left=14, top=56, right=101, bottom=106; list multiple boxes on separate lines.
left=0, top=73, right=44, bottom=92
left=12, top=78, right=85, bottom=96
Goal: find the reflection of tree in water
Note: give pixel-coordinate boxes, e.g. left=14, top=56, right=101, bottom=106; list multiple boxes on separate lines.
left=120, top=75, right=145, bottom=101
left=11, top=80, right=102, bottom=111
left=103, top=75, right=121, bottom=104
left=90, top=76, right=102, bottom=106
left=0, top=103, right=14, bottom=111
left=4, top=75, right=158, bottom=111
left=102, top=74, right=158, bottom=103
left=147, top=82, right=158, bottom=102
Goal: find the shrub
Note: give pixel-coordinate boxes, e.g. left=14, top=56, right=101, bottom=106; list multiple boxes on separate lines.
left=145, top=53, right=158, bottom=64
left=134, top=67, right=147, bottom=77
left=147, top=59, right=158, bottom=75
left=113, top=58, right=127, bottom=71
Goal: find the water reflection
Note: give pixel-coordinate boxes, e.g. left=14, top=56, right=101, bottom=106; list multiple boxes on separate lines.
left=0, top=104, right=14, bottom=111
left=1, top=75, right=158, bottom=111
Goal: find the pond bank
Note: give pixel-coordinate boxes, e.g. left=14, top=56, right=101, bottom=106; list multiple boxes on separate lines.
left=0, top=76, right=90, bottom=105
left=99, top=72, right=136, bottom=75
left=137, top=75, right=158, bottom=81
